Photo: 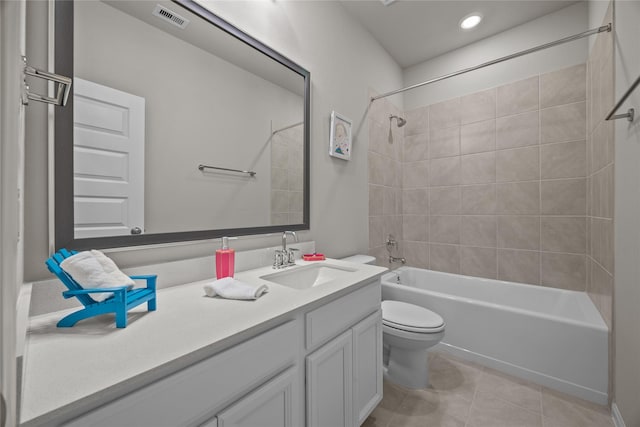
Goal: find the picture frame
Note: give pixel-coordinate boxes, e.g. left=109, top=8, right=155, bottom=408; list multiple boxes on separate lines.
left=329, top=111, right=352, bottom=160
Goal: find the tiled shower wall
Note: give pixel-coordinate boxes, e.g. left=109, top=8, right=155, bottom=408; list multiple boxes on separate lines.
left=368, top=94, right=404, bottom=265
left=271, top=124, right=304, bottom=225
left=586, top=4, right=614, bottom=329
left=395, top=64, right=591, bottom=291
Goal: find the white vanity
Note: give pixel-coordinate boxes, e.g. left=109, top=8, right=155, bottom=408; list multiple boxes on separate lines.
left=20, top=259, right=386, bottom=427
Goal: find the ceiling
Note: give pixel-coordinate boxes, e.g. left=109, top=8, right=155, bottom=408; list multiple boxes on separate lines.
left=340, top=0, right=580, bottom=69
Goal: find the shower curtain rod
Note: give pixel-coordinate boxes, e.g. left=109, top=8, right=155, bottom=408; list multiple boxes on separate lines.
left=371, top=23, right=612, bottom=102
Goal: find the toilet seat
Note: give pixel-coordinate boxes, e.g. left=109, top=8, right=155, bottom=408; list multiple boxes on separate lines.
left=382, top=300, right=445, bottom=333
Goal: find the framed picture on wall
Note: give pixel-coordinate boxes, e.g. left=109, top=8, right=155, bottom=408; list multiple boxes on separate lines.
left=329, top=111, right=352, bottom=160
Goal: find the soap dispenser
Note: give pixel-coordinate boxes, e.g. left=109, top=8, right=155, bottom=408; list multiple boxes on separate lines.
left=216, top=237, right=235, bottom=279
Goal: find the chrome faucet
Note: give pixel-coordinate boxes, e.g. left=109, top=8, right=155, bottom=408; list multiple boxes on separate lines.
left=273, top=231, right=299, bottom=269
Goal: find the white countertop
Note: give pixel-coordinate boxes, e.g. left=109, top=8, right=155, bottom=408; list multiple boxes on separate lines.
left=20, top=259, right=386, bottom=426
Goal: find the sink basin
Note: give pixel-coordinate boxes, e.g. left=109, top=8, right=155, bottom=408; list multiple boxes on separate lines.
left=260, top=263, right=357, bottom=290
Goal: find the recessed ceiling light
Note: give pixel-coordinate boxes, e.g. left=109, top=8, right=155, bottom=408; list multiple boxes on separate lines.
left=460, top=13, right=482, bottom=30
left=381, top=0, right=398, bottom=6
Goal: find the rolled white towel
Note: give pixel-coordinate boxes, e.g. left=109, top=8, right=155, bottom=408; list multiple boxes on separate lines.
left=60, top=250, right=134, bottom=302
left=203, top=277, right=269, bottom=300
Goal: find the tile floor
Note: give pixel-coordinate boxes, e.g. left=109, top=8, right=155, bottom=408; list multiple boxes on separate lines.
left=364, top=351, right=614, bottom=427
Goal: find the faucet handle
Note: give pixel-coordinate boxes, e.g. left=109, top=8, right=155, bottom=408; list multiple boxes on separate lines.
left=287, top=248, right=300, bottom=263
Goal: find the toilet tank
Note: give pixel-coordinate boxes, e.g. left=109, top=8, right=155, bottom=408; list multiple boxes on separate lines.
left=341, top=254, right=376, bottom=265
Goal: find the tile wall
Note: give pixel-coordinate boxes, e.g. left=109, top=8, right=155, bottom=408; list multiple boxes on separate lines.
left=385, top=64, right=591, bottom=291
left=271, top=124, right=304, bottom=225
left=368, top=92, right=404, bottom=266
left=586, top=4, right=614, bottom=331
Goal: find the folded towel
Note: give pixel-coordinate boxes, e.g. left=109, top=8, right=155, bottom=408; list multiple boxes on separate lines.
left=60, top=250, right=135, bottom=302
left=203, top=277, right=269, bottom=300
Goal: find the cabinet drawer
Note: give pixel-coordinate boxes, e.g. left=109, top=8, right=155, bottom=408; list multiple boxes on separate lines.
left=305, top=281, right=380, bottom=350
left=64, top=320, right=299, bottom=427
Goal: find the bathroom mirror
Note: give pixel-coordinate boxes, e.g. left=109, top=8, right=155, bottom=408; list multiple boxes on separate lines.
left=54, top=0, right=310, bottom=250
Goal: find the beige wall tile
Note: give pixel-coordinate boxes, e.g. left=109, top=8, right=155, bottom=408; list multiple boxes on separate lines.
left=541, top=140, right=587, bottom=179
left=591, top=165, right=613, bottom=219
left=402, top=161, right=428, bottom=188
left=540, top=64, right=587, bottom=108
left=541, top=252, right=586, bottom=291
left=383, top=158, right=398, bottom=187
left=271, top=190, right=289, bottom=213
left=430, top=215, right=460, bottom=244
left=498, top=249, right=540, bottom=284
left=383, top=186, right=397, bottom=215
left=430, top=98, right=461, bottom=130
left=541, top=178, right=586, bottom=215
left=404, top=106, right=429, bottom=136
left=403, top=215, right=428, bottom=242
left=496, top=146, right=540, bottom=182
left=497, top=76, right=539, bottom=117
left=541, top=217, right=586, bottom=254
left=271, top=167, right=288, bottom=190
left=496, top=111, right=539, bottom=150
left=369, top=216, right=385, bottom=248
left=430, top=126, right=460, bottom=159
left=384, top=215, right=403, bottom=243
left=461, top=152, right=496, bottom=184
left=461, top=246, right=497, bottom=279
left=288, top=169, right=303, bottom=191
left=271, top=213, right=289, bottom=226
left=591, top=217, right=614, bottom=274
left=460, top=88, right=496, bottom=125
left=369, top=184, right=383, bottom=215
left=288, top=191, right=303, bottom=212
left=588, top=260, right=613, bottom=328
left=541, top=102, right=586, bottom=144
left=497, top=216, right=540, bottom=250
left=430, top=244, right=460, bottom=274
left=368, top=151, right=384, bottom=185
left=430, top=156, right=461, bottom=186
left=404, top=133, right=428, bottom=162
left=590, top=121, right=613, bottom=173
left=403, top=241, right=429, bottom=269
left=461, top=119, right=496, bottom=155
left=403, top=188, right=429, bottom=214
left=461, top=184, right=496, bottom=214
left=460, top=216, right=497, bottom=247
left=496, top=181, right=540, bottom=214
left=430, top=186, right=461, bottom=215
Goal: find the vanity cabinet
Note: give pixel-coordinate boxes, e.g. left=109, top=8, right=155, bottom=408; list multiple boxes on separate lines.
left=305, top=284, right=383, bottom=427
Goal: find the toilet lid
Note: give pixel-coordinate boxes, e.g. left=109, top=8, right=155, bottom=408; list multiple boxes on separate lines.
left=382, top=300, right=444, bottom=332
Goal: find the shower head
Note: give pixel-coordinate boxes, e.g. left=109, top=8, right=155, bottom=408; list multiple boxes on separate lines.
left=390, top=115, right=407, bottom=127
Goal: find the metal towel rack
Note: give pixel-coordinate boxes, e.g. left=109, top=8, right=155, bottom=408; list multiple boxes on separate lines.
left=606, top=73, right=640, bottom=122
left=198, top=164, right=256, bottom=177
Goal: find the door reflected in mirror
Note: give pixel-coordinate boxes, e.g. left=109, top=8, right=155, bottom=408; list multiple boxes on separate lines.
left=56, top=0, right=310, bottom=249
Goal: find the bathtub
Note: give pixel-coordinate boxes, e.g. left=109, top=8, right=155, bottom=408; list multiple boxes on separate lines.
left=381, top=267, right=609, bottom=404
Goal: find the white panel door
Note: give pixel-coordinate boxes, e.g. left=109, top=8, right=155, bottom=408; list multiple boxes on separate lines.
left=306, top=330, right=353, bottom=427
left=73, top=78, right=145, bottom=238
left=352, top=310, right=383, bottom=427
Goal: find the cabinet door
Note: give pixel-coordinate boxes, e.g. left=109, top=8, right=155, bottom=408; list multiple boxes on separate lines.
left=215, top=367, right=297, bottom=427
left=352, top=310, right=383, bottom=426
left=306, top=330, right=353, bottom=427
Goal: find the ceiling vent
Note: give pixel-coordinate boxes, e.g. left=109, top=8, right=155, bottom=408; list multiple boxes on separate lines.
left=152, top=4, right=190, bottom=29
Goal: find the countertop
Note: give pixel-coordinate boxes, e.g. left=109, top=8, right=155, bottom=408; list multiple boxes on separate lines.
left=20, top=259, right=386, bottom=426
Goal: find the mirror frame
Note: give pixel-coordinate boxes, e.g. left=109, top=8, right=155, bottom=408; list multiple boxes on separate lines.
left=54, top=0, right=310, bottom=250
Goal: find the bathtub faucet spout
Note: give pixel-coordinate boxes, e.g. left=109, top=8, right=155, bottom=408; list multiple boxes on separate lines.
left=389, top=255, right=406, bottom=264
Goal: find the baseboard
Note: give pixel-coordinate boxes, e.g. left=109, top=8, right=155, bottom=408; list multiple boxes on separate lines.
left=612, top=403, right=627, bottom=427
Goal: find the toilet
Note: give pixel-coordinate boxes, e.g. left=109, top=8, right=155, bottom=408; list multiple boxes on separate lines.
left=341, top=255, right=446, bottom=389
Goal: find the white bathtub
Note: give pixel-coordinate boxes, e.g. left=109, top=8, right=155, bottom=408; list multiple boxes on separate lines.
left=381, top=267, right=609, bottom=404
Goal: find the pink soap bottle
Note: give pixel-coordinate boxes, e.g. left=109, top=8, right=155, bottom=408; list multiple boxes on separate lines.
left=216, top=237, right=235, bottom=279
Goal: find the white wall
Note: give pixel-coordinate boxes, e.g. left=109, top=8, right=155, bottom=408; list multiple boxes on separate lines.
left=403, top=2, right=589, bottom=109
left=23, top=1, right=403, bottom=280
left=612, top=1, right=640, bottom=425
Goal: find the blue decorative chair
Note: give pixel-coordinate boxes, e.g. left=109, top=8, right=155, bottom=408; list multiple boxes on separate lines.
left=45, top=248, right=157, bottom=328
